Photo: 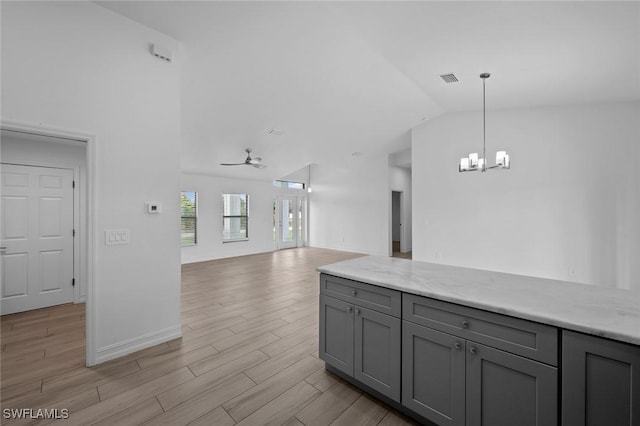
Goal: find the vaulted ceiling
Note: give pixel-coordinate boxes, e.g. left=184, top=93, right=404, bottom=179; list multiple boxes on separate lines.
left=96, top=1, right=640, bottom=180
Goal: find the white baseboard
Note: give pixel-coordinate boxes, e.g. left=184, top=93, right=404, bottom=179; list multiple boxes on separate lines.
left=95, top=324, right=182, bottom=365
left=308, top=243, right=386, bottom=257
left=181, top=247, right=275, bottom=264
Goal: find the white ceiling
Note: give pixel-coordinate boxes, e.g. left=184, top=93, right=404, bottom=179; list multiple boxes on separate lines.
left=96, top=1, right=640, bottom=180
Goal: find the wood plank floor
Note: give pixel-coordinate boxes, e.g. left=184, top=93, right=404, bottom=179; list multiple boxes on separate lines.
left=1, top=248, right=419, bottom=425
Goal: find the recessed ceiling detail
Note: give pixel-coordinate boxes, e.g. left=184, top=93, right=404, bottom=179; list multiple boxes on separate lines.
left=440, top=73, right=459, bottom=83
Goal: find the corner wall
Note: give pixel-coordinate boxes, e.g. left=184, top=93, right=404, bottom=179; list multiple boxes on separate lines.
left=412, top=102, right=640, bottom=291
left=2, top=2, right=182, bottom=363
left=309, top=155, right=390, bottom=256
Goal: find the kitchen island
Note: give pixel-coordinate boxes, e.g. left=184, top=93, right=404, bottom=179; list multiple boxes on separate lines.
left=317, top=256, right=640, bottom=426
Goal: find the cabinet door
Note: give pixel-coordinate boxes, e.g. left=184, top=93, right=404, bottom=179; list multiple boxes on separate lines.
left=354, top=306, right=401, bottom=402
left=402, top=321, right=465, bottom=426
left=319, top=294, right=354, bottom=376
left=562, top=330, right=640, bottom=426
left=466, top=342, right=557, bottom=426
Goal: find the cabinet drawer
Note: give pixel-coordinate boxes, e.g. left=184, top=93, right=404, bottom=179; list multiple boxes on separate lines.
left=403, top=294, right=558, bottom=366
left=320, top=274, right=401, bottom=317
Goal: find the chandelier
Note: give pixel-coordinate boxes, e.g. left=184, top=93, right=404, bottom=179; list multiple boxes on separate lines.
left=459, top=73, right=510, bottom=172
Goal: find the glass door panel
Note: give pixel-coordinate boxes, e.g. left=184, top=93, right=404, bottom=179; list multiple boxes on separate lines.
left=276, top=196, right=297, bottom=249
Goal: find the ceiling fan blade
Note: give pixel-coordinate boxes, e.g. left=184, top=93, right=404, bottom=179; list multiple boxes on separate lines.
left=221, top=148, right=266, bottom=169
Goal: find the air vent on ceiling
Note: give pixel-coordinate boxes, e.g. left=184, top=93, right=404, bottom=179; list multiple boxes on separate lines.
left=267, top=128, right=284, bottom=136
left=440, top=73, right=459, bottom=83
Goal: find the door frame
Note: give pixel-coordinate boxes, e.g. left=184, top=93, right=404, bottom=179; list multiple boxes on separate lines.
left=274, top=195, right=298, bottom=250
left=1, top=120, right=97, bottom=367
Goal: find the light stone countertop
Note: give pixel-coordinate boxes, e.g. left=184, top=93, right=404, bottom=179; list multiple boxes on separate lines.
left=317, top=256, right=640, bottom=346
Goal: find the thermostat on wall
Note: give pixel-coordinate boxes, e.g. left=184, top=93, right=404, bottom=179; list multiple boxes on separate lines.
left=146, top=202, right=162, bottom=214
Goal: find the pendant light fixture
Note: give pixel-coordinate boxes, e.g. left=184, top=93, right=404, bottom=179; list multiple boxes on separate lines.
left=459, top=73, right=510, bottom=172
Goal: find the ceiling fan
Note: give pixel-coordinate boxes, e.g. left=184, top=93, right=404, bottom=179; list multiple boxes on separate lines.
left=220, top=148, right=267, bottom=169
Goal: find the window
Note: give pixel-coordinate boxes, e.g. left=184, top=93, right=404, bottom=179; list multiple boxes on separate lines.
left=181, top=191, right=197, bottom=245
left=222, top=193, right=248, bottom=241
left=273, top=180, right=305, bottom=190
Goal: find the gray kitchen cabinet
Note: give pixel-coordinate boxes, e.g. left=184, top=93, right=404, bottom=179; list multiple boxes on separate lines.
left=561, top=330, right=640, bottom=426
left=466, top=342, right=557, bottom=426
left=403, top=294, right=558, bottom=426
left=353, top=304, right=401, bottom=401
left=318, top=259, right=640, bottom=426
left=402, top=321, right=466, bottom=426
left=319, top=293, right=354, bottom=376
left=319, top=274, right=401, bottom=402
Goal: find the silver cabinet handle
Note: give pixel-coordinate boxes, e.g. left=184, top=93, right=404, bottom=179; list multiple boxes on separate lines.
left=347, top=306, right=353, bottom=313
left=351, top=290, right=357, bottom=296
left=454, top=342, right=462, bottom=350
left=355, top=308, right=361, bottom=315
left=470, top=346, right=477, bottom=355
left=462, top=320, right=469, bottom=329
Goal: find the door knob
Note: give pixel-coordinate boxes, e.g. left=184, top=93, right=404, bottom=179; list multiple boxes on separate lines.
left=454, top=342, right=462, bottom=350
left=470, top=347, right=477, bottom=355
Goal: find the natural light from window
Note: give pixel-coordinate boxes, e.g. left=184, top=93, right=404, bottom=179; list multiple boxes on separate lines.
left=222, top=193, right=248, bottom=241
left=181, top=191, right=197, bottom=245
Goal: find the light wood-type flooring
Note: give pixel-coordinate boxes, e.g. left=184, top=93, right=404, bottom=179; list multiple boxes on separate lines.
left=1, top=247, right=419, bottom=425
left=391, top=241, right=411, bottom=260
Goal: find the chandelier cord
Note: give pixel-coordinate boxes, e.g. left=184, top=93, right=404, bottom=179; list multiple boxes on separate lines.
left=482, top=76, right=486, bottom=172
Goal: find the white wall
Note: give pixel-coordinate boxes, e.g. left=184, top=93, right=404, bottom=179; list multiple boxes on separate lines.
left=309, top=155, right=390, bottom=256
left=2, top=2, right=182, bottom=363
left=181, top=173, right=278, bottom=263
left=389, top=165, right=412, bottom=253
left=412, top=102, right=640, bottom=291
left=1, top=132, right=88, bottom=302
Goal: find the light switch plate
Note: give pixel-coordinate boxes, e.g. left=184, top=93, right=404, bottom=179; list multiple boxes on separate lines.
left=105, top=229, right=130, bottom=245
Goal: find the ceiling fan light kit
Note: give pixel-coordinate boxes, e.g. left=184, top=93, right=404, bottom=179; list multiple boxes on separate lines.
left=220, top=148, right=267, bottom=169
left=459, top=73, right=510, bottom=173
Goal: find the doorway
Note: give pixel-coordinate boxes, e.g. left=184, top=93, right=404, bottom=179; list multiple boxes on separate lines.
left=391, top=190, right=411, bottom=259
left=1, top=123, right=96, bottom=366
left=1, top=164, right=75, bottom=314
left=274, top=195, right=303, bottom=249
left=392, top=191, right=402, bottom=253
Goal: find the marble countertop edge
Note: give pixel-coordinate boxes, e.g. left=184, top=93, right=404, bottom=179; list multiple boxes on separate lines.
left=317, top=256, right=640, bottom=346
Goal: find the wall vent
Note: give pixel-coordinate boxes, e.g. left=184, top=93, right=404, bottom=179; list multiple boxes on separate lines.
left=151, top=44, right=172, bottom=63
left=440, top=73, right=459, bottom=83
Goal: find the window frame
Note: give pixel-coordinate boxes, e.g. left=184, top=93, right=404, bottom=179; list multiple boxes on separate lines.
left=180, top=191, right=198, bottom=246
left=222, top=193, right=249, bottom=243
left=273, top=180, right=305, bottom=190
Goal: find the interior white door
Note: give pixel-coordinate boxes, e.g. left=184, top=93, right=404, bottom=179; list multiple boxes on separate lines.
left=276, top=196, right=298, bottom=250
left=1, top=164, right=74, bottom=315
